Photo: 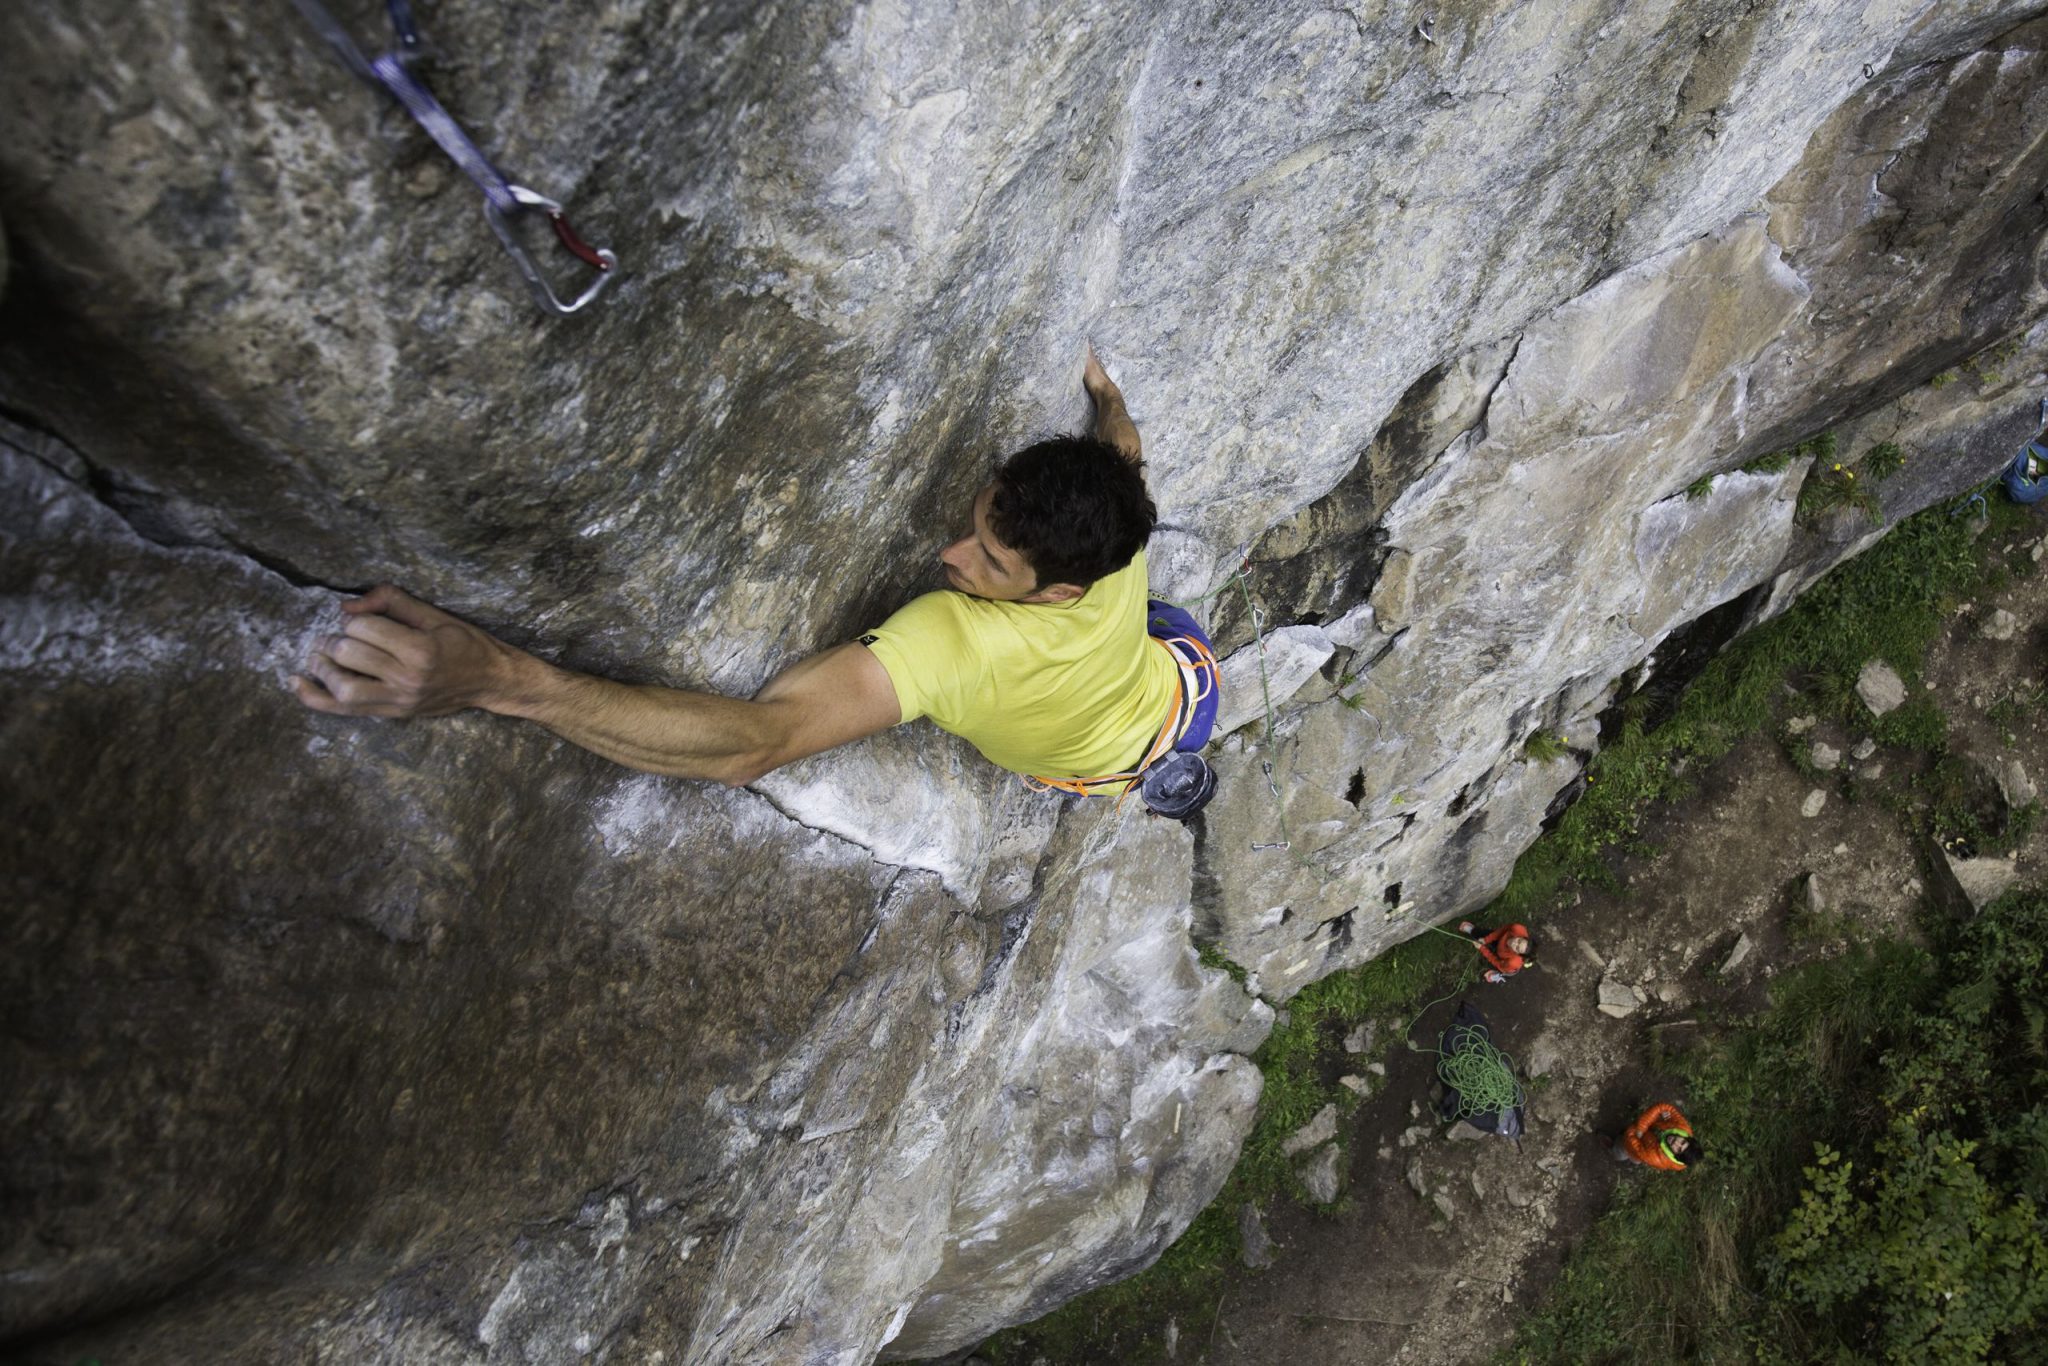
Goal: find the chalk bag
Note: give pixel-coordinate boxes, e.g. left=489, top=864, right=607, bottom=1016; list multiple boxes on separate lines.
left=1139, top=751, right=1217, bottom=822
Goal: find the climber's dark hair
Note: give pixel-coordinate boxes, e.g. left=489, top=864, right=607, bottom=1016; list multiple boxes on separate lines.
left=1673, top=1135, right=1705, bottom=1166
left=988, top=434, right=1155, bottom=590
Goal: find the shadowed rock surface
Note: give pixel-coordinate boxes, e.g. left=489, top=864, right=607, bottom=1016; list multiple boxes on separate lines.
left=4, top=1, right=2048, bottom=1361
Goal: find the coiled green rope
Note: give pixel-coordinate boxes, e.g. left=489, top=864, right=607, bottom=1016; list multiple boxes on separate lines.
left=1434, top=1034, right=1526, bottom=1121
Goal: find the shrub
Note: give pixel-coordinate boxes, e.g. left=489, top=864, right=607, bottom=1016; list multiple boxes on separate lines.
left=1507, top=890, right=2048, bottom=1364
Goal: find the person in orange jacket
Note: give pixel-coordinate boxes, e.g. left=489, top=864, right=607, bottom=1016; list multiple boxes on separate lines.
left=1604, top=1102, right=1704, bottom=1170
left=1457, top=920, right=1532, bottom=984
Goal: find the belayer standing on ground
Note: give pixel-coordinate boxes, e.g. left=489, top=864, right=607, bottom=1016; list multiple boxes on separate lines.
left=1602, top=1101, right=1704, bottom=1171
left=292, top=347, right=1220, bottom=817
left=1457, top=920, right=1533, bottom=983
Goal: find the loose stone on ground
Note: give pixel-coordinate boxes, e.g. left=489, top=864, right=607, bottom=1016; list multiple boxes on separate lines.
left=1857, top=660, right=1906, bottom=715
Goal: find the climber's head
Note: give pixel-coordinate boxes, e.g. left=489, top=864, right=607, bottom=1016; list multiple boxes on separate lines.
left=939, top=435, right=1155, bottom=603
left=1507, top=934, right=1532, bottom=957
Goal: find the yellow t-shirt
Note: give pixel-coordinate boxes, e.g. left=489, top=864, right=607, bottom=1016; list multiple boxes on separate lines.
left=863, top=550, right=1178, bottom=779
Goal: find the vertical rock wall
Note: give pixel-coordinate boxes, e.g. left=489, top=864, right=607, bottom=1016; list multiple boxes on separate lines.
left=3, top=1, right=2047, bottom=1361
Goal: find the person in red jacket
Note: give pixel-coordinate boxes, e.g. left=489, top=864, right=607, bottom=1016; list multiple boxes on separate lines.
left=1604, top=1102, right=1703, bottom=1171
left=1457, top=920, right=1532, bottom=984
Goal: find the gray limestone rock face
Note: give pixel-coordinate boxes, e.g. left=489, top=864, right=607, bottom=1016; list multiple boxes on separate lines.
left=1212, top=625, right=1336, bottom=741
left=2, top=436, right=1272, bottom=1366
left=5, top=1, right=2048, bottom=1361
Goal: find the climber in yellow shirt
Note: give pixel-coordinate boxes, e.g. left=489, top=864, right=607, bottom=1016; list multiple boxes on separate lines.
left=291, top=347, right=1221, bottom=817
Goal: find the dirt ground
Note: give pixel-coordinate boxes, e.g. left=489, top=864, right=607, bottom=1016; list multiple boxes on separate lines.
left=1139, top=516, right=2048, bottom=1365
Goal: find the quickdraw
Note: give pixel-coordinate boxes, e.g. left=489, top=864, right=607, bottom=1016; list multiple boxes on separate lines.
left=290, top=0, right=618, bottom=315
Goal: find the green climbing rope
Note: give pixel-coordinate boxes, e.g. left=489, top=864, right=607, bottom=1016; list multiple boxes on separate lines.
left=1433, top=1033, right=1526, bottom=1122
left=1232, top=567, right=1294, bottom=847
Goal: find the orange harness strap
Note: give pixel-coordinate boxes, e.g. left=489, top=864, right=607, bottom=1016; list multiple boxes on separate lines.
left=1024, top=633, right=1218, bottom=807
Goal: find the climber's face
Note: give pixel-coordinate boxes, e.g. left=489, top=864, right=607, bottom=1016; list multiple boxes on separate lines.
left=940, top=484, right=1079, bottom=604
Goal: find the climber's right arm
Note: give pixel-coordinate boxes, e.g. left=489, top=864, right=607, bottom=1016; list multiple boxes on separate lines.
left=1083, top=343, right=1142, bottom=464
left=291, top=584, right=902, bottom=787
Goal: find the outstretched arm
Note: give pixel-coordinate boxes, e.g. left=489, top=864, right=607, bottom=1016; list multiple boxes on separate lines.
left=292, top=585, right=902, bottom=787
left=1083, top=343, right=1142, bottom=464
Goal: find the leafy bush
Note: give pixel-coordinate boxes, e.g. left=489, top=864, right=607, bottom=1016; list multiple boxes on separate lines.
left=1767, top=1133, right=2048, bottom=1363
left=1507, top=890, right=2048, bottom=1364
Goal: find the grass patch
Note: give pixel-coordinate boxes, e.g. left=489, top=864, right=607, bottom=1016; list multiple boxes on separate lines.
left=1492, top=486, right=2014, bottom=919
left=1961, top=334, right=2024, bottom=388
left=1522, top=731, right=1571, bottom=764
left=1920, top=751, right=2040, bottom=858
left=1870, top=693, right=1948, bottom=752
left=1684, top=472, right=1717, bottom=501
left=1988, top=682, right=2048, bottom=735
left=1502, top=889, right=2048, bottom=1364
left=1796, top=457, right=1880, bottom=525
left=1767, top=431, right=1916, bottom=525
left=1864, top=440, right=1907, bottom=482
left=1196, top=938, right=1249, bottom=988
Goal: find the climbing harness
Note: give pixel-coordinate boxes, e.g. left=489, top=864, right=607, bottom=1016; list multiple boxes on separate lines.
left=2001, top=397, right=2048, bottom=505
left=289, top=0, right=618, bottom=315
left=1158, top=555, right=1333, bottom=861
left=1025, top=629, right=1219, bottom=820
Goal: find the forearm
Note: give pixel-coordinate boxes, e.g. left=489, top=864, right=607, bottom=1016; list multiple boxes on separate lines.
left=489, top=654, right=782, bottom=785
left=1091, top=389, right=1142, bottom=462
